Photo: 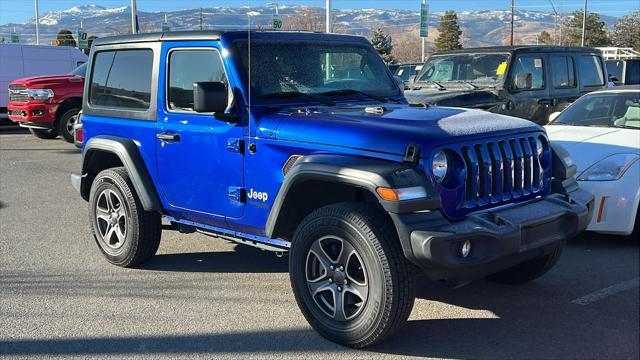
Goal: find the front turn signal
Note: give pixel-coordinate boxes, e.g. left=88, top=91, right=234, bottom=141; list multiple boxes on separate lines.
left=376, top=187, right=399, bottom=201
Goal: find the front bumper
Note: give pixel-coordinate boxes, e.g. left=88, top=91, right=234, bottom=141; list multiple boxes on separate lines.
left=392, top=188, right=594, bottom=282
left=7, top=101, right=57, bottom=127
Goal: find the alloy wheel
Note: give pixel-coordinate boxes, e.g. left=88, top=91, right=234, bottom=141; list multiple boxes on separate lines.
left=95, top=189, right=127, bottom=251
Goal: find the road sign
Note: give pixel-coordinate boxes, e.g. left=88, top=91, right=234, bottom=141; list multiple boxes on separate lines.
left=271, top=14, right=283, bottom=30
left=420, top=1, right=429, bottom=38
left=10, top=32, right=19, bottom=43
left=77, top=29, right=88, bottom=49
left=162, top=22, right=170, bottom=32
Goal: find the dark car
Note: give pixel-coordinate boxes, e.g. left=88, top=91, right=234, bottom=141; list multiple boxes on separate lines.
left=72, top=31, right=592, bottom=348
left=404, top=46, right=608, bottom=124
left=606, top=59, right=640, bottom=85
left=393, top=62, right=423, bottom=90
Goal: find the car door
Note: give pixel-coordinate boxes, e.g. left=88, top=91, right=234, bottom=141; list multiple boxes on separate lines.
left=505, top=53, right=550, bottom=124
left=549, top=54, right=579, bottom=115
left=156, top=42, right=244, bottom=223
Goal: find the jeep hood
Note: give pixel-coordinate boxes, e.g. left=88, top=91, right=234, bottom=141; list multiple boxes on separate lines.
left=10, top=74, right=84, bottom=87
left=404, top=88, right=502, bottom=109
left=267, top=105, right=542, bottom=158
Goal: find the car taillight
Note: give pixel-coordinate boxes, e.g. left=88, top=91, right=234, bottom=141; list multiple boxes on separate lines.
left=76, top=128, right=83, bottom=142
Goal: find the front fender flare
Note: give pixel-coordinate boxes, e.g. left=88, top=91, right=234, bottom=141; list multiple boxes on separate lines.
left=265, top=154, right=441, bottom=238
left=81, top=135, right=162, bottom=211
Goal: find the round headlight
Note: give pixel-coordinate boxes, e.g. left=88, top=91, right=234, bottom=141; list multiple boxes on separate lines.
left=432, top=150, right=449, bottom=183
left=536, top=138, right=544, bottom=157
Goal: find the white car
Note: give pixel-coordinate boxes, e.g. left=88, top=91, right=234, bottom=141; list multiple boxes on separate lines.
left=546, top=86, right=640, bottom=237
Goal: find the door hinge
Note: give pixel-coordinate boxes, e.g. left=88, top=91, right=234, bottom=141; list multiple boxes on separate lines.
left=227, top=186, right=246, bottom=203
left=227, top=138, right=245, bottom=154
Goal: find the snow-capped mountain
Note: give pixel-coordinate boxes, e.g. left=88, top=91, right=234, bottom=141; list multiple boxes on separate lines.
left=0, top=5, right=617, bottom=48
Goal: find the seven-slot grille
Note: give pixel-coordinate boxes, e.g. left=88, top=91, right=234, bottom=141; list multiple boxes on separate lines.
left=8, top=85, right=28, bottom=102
left=459, top=135, right=547, bottom=209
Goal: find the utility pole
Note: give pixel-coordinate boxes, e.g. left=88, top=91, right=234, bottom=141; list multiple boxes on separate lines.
left=130, top=0, right=138, bottom=34
left=325, top=0, right=332, bottom=33
left=34, top=0, right=40, bottom=45
left=548, top=0, right=558, bottom=44
left=581, top=0, right=588, bottom=47
left=510, top=0, right=515, bottom=46
left=200, top=8, right=203, bottom=30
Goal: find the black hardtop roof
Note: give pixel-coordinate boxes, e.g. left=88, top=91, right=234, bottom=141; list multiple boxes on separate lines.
left=433, top=45, right=602, bottom=56
left=92, top=30, right=367, bottom=47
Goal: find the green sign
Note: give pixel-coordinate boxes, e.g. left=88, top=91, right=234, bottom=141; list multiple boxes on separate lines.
left=77, top=29, right=88, bottom=49
left=271, top=14, right=283, bottom=30
left=10, top=31, right=19, bottom=43
left=162, top=22, right=170, bottom=32
left=419, top=2, right=429, bottom=38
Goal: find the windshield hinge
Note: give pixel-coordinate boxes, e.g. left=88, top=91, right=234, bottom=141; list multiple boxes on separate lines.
left=403, top=143, right=421, bottom=165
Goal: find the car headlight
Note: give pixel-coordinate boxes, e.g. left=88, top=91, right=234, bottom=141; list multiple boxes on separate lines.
left=577, top=154, right=639, bottom=181
left=27, top=88, right=54, bottom=100
left=432, top=150, right=449, bottom=183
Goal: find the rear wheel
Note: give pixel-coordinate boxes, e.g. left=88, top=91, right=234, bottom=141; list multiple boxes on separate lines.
left=289, top=203, right=415, bottom=348
left=488, top=241, right=564, bottom=285
left=57, top=108, right=80, bottom=143
left=89, top=167, right=161, bottom=267
left=29, top=128, right=58, bottom=140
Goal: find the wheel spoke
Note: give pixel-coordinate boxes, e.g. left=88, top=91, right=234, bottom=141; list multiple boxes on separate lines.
left=338, top=239, right=357, bottom=266
left=308, top=278, right=332, bottom=296
left=309, top=240, right=334, bottom=269
left=105, top=190, right=116, bottom=211
left=345, top=281, right=368, bottom=303
left=114, top=225, right=126, bottom=245
left=99, top=222, right=111, bottom=238
left=334, top=290, right=347, bottom=321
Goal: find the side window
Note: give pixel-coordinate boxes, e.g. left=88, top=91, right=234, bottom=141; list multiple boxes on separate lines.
left=578, top=55, right=605, bottom=87
left=512, top=56, right=545, bottom=90
left=606, top=60, right=623, bottom=81
left=551, top=56, right=576, bottom=88
left=89, top=49, right=153, bottom=110
left=168, top=49, right=228, bottom=112
left=626, top=60, right=640, bottom=85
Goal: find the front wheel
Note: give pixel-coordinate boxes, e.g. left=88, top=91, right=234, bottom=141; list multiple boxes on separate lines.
left=289, top=203, right=415, bottom=348
left=29, top=128, right=58, bottom=139
left=57, top=108, right=80, bottom=143
left=88, top=167, right=161, bottom=267
left=487, top=241, right=564, bottom=285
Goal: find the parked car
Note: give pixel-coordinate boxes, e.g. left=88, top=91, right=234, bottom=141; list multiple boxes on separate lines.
left=72, top=30, right=592, bottom=348
left=546, top=86, right=639, bottom=237
left=392, top=62, right=423, bottom=90
left=7, top=63, right=86, bottom=142
left=0, top=43, right=87, bottom=119
left=606, top=59, right=640, bottom=86
left=404, top=46, right=608, bottom=124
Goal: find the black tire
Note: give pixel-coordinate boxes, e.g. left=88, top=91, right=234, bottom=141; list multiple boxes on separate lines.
left=57, top=108, right=80, bottom=143
left=29, top=128, right=58, bottom=140
left=289, top=202, right=415, bottom=348
left=88, top=167, right=161, bottom=267
left=487, top=241, right=564, bottom=285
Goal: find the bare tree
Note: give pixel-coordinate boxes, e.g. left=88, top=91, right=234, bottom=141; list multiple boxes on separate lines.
left=283, top=7, right=345, bottom=33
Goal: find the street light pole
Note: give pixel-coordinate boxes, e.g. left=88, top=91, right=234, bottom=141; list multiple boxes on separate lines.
left=581, top=0, right=588, bottom=47
left=326, top=0, right=332, bottom=33
left=131, top=0, right=138, bottom=34
left=34, top=0, right=40, bottom=45
left=510, top=0, right=515, bottom=46
left=548, top=0, right=558, bottom=45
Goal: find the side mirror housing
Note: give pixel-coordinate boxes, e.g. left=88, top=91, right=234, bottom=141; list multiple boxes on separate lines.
left=193, top=81, right=228, bottom=114
left=513, top=73, right=532, bottom=90
left=549, top=111, right=561, bottom=123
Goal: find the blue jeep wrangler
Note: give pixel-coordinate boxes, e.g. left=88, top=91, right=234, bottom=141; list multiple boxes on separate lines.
left=72, top=31, right=593, bottom=347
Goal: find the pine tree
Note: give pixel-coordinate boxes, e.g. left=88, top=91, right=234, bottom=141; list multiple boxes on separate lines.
left=370, top=26, right=395, bottom=64
left=561, top=10, right=610, bottom=47
left=435, top=11, right=463, bottom=52
left=538, top=30, right=554, bottom=45
left=55, top=29, right=77, bottom=47
left=612, top=11, right=640, bottom=50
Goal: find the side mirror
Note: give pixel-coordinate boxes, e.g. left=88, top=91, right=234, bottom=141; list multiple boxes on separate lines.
left=549, top=111, right=561, bottom=123
left=193, top=81, right=228, bottom=114
left=608, top=74, right=619, bottom=83
left=513, top=73, right=532, bottom=90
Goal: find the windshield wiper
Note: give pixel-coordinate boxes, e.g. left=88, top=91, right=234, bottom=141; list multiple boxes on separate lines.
left=418, top=80, right=446, bottom=90
left=319, top=89, right=391, bottom=103
left=259, top=91, right=335, bottom=106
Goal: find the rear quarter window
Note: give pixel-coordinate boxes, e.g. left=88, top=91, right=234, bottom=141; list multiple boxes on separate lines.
left=578, top=55, right=605, bottom=87
left=89, top=49, right=153, bottom=110
left=626, top=60, right=640, bottom=85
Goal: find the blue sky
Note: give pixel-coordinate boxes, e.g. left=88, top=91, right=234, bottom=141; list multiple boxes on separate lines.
left=1, top=0, right=638, bottom=25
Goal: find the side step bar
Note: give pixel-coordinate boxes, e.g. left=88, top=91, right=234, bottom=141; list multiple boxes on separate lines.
left=196, top=228, right=288, bottom=253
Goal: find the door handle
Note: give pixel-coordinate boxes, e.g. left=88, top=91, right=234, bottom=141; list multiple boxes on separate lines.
left=538, top=99, right=557, bottom=106
left=156, top=132, right=180, bottom=142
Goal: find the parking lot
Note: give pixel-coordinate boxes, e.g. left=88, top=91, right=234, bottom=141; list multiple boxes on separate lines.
left=0, top=128, right=638, bottom=359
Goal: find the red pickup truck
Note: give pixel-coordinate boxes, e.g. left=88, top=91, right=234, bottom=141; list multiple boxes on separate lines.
left=7, top=63, right=86, bottom=143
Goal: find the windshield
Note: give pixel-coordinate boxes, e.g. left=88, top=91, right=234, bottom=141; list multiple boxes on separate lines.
left=233, top=40, right=401, bottom=103
left=416, top=53, right=510, bottom=87
left=69, top=63, right=87, bottom=76
left=553, top=92, right=640, bottom=129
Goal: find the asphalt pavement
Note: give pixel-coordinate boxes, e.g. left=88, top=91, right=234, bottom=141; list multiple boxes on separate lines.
left=1, top=127, right=638, bottom=359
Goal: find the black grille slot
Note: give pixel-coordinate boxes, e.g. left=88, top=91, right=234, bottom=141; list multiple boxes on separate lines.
left=459, top=136, right=545, bottom=209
